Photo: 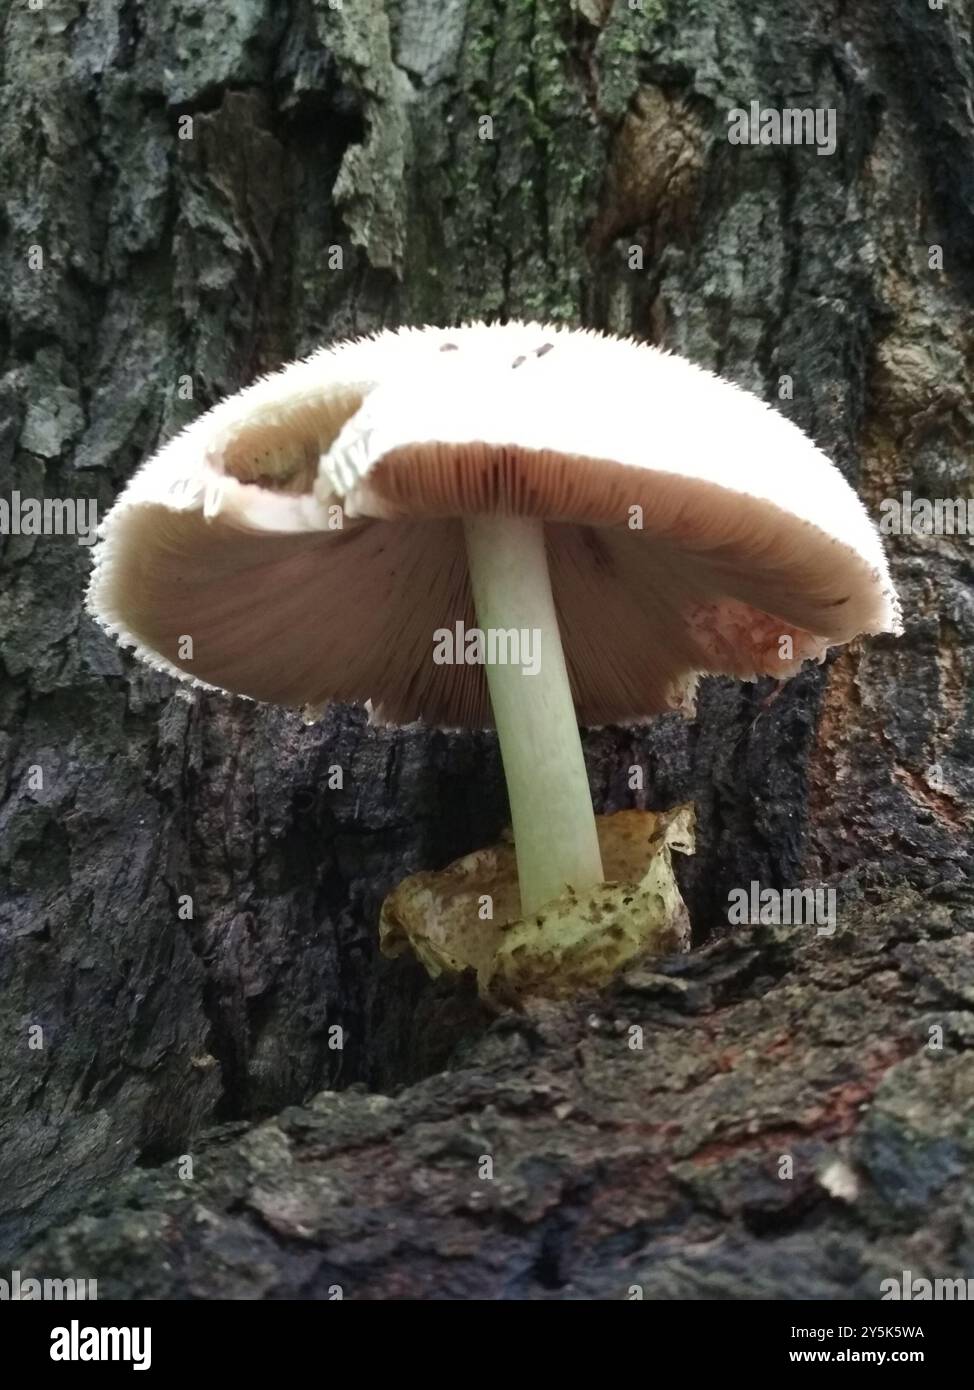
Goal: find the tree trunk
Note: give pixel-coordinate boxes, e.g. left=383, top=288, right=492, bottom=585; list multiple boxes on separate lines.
left=2, top=0, right=973, bottom=1293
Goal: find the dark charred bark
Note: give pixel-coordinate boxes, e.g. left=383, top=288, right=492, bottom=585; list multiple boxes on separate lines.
left=21, top=883, right=974, bottom=1298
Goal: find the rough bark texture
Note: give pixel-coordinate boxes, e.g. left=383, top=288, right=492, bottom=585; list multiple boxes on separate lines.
left=1, top=0, right=973, bottom=1292
left=21, top=884, right=974, bottom=1298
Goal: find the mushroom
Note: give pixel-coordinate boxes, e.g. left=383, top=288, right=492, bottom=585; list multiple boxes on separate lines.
left=88, top=321, right=901, bottom=951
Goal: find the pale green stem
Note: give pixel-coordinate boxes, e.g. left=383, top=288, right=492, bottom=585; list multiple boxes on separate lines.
left=463, top=516, right=604, bottom=916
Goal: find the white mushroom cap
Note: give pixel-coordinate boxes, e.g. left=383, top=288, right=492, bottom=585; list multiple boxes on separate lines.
left=87, top=321, right=901, bottom=727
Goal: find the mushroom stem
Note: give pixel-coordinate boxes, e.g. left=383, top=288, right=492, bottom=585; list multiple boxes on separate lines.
left=464, top=515, right=604, bottom=916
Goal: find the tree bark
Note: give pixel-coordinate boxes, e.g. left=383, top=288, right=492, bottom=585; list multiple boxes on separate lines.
left=21, top=883, right=974, bottom=1299
left=2, top=0, right=973, bottom=1291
